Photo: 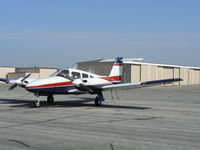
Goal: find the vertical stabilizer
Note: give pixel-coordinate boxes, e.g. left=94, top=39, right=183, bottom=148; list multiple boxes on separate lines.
left=109, top=57, right=123, bottom=82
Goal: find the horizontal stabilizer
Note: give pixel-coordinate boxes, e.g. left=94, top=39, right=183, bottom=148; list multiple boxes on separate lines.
left=100, top=58, right=144, bottom=62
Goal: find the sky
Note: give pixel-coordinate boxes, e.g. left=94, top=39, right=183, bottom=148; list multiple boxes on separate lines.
left=0, top=0, right=199, bottom=68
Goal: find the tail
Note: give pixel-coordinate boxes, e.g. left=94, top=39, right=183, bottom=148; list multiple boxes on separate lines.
left=108, top=57, right=123, bottom=82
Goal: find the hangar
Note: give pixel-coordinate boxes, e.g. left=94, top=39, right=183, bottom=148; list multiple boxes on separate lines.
left=0, top=67, right=58, bottom=81
left=0, top=66, right=15, bottom=79
left=77, top=59, right=200, bottom=86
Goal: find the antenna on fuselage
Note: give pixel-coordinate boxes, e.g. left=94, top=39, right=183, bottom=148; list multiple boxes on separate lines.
left=73, top=64, right=77, bottom=69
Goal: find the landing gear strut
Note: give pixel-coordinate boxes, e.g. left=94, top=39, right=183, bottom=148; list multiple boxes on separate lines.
left=94, top=91, right=104, bottom=106
left=33, top=93, right=40, bottom=107
left=47, top=95, right=54, bottom=104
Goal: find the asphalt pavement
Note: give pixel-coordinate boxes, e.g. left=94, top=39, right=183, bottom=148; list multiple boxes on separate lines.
left=0, top=84, right=200, bottom=150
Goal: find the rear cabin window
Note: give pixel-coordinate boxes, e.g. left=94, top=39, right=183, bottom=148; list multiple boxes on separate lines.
left=90, top=75, right=94, bottom=78
left=82, top=73, right=89, bottom=78
left=72, top=72, right=81, bottom=79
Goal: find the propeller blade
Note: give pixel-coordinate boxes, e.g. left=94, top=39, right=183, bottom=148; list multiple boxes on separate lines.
left=21, top=74, right=31, bottom=82
left=9, top=84, right=18, bottom=90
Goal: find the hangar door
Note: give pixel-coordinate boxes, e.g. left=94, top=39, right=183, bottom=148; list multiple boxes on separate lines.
left=131, top=65, right=141, bottom=82
left=193, top=70, right=200, bottom=84
left=163, top=67, right=173, bottom=85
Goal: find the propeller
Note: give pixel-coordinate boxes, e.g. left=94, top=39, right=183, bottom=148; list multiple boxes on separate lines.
left=9, top=84, right=18, bottom=90
left=21, top=74, right=31, bottom=82
left=8, top=74, right=31, bottom=90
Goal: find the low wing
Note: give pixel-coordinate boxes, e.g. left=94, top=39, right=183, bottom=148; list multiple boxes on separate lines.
left=101, top=78, right=182, bottom=91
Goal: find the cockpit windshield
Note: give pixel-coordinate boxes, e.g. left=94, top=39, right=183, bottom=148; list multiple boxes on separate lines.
left=56, top=69, right=69, bottom=78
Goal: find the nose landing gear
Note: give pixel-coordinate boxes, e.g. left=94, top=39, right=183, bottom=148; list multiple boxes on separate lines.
left=33, top=94, right=54, bottom=107
left=33, top=93, right=40, bottom=107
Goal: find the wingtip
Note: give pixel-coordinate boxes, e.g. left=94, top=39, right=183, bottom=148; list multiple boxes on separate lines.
left=174, top=78, right=183, bottom=82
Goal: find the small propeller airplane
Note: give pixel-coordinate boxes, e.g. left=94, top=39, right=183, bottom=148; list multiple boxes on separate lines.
left=0, top=57, right=182, bottom=107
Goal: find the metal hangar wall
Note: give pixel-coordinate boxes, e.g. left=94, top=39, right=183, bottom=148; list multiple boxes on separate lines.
left=77, top=59, right=200, bottom=86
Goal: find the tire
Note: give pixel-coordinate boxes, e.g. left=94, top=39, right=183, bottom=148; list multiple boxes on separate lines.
left=33, top=101, right=40, bottom=107
left=47, top=96, right=54, bottom=104
left=95, top=96, right=102, bottom=106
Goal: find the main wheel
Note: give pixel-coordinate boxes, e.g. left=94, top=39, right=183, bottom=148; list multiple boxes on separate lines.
left=47, top=96, right=54, bottom=104
left=95, top=96, right=102, bottom=106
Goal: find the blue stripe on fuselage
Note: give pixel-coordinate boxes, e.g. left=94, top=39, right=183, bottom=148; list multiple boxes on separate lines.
left=26, top=85, right=76, bottom=94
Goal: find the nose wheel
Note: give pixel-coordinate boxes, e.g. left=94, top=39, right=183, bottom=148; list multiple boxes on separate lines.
left=33, top=93, right=40, bottom=107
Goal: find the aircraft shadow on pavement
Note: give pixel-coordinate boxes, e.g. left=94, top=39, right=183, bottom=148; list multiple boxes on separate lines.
left=0, top=98, right=31, bottom=108
left=0, top=98, right=150, bottom=110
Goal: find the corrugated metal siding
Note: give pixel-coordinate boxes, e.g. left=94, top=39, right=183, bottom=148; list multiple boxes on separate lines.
left=193, top=70, right=200, bottom=84
left=150, top=65, right=157, bottom=80
left=174, top=68, right=180, bottom=85
left=141, top=65, right=150, bottom=81
left=78, top=61, right=113, bottom=76
left=157, top=67, right=163, bottom=80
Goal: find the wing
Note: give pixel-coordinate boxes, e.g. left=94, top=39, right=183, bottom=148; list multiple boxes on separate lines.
left=0, top=78, right=9, bottom=83
left=101, top=78, right=182, bottom=91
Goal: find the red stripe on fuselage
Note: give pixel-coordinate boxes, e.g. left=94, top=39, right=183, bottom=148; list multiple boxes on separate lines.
left=26, top=81, right=73, bottom=89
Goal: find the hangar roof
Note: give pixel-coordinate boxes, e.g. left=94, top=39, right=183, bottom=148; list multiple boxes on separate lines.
left=123, top=61, right=200, bottom=70
left=77, top=59, right=200, bottom=70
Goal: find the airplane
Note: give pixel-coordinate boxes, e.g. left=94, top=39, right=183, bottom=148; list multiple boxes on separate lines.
left=0, top=57, right=182, bottom=107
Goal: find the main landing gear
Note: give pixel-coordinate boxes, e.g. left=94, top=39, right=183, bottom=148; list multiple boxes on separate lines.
left=94, top=91, right=104, bottom=106
left=95, top=96, right=102, bottom=106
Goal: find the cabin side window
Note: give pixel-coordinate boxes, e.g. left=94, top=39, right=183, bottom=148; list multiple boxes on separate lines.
left=72, top=72, right=81, bottom=79
left=82, top=73, right=89, bottom=78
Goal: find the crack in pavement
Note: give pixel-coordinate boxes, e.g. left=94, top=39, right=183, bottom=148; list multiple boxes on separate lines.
left=8, top=139, right=31, bottom=148
left=134, top=116, right=163, bottom=120
left=0, top=113, right=91, bottom=129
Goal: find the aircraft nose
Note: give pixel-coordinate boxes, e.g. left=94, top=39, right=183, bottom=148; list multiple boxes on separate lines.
left=25, top=82, right=35, bottom=91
